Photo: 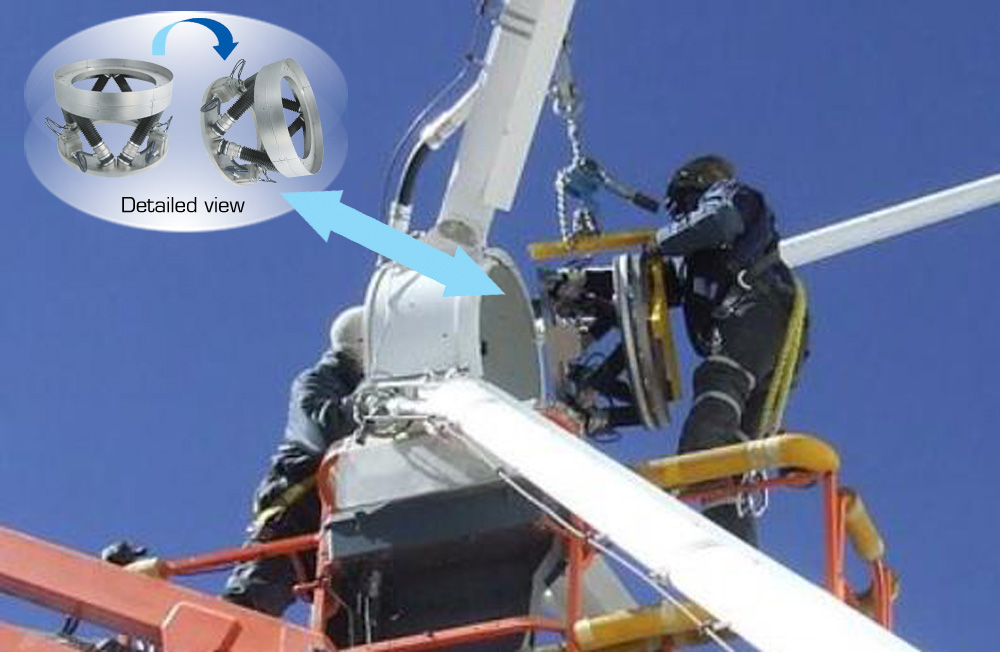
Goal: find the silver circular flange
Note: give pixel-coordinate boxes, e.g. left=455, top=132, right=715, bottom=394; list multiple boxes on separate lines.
left=54, top=59, right=173, bottom=122
left=614, top=253, right=672, bottom=429
left=254, top=58, right=323, bottom=177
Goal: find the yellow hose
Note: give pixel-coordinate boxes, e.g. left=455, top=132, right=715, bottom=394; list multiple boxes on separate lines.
left=636, top=433, right=840, bottom=490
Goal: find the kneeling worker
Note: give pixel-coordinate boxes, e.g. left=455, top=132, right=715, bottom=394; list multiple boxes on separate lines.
left=223, top=306, right=365, bottom=614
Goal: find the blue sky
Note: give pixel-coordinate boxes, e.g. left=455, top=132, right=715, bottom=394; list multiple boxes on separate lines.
left=4, top=2, right=1000, bottom=650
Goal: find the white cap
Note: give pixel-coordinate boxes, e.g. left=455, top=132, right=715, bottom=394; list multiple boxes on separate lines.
left=329, top=305, right=365, bottom=363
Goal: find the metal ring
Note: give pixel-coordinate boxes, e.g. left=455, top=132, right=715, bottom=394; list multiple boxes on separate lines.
left=199, top=58, right=323, bottom=185
left=53, top=59, right=173, bottom=121
left=614, top=253, right=671, bottom=429
left=737, top=269, right=752, bottom=291
left=254, top=58, right=323, bottom=177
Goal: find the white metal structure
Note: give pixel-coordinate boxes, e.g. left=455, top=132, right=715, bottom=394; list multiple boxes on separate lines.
left=366, top=0, right=574, bottom=399
left=359, top=0, right=1000, bottom=649
left=390, top=378, right=919, bottom=652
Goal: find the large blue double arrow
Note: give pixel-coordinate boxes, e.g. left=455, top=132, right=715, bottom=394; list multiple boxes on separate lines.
left=283, top=191, right=504, bottom=297
left=152, top=18, right=238, bottom=60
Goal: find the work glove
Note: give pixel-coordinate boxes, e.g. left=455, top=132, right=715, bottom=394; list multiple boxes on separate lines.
left=101, top=541, right=149, bottom=566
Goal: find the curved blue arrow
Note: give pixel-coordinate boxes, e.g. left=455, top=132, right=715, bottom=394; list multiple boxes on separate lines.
left=283, top=191, right=504, bottom=298
left=152, top=18, right=238, bottom=60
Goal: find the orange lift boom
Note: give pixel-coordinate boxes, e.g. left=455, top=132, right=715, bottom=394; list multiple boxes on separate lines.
left=0, top=526, right=332, bottom=652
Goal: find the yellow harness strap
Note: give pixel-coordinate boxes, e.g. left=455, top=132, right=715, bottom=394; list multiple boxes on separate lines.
left=756, top=277, right=808, bottom=438
left=251, top=476, right=317, bottom=532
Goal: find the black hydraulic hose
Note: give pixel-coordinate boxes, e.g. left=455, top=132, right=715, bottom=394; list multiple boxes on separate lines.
left=119, top=111, right=164, bottom=165
left=395, top=142, right=431, bottom=209
left=212, top=79, right=257, bottom=137
left=129, top=112, right=163, bottom=146
left=227, top=79, right=256, bottom=121
left=114, top=75, right=132, bottom=92
left=74, top=117, right=101, bottom=148
left=379, top=1, right=493, bottom=223
left=220, top=139, right=276, bottom=171
left=288, top=115, right=305, bottom=138
left=91, top=75, right=110, bottom=92
left=236, top=145, right=276, bottom=171
left=73, top=115, right=114, bottom=166
left=282, top=97, right=301, bottom=112
left=61, top=109, right=76, bottom=126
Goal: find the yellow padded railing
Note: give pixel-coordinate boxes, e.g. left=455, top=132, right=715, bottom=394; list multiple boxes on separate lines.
left=635, top=433, right=840, bottom=490
left=572, top=602, right=720, bottom=651
left=841, top=488, right=886, bottom=563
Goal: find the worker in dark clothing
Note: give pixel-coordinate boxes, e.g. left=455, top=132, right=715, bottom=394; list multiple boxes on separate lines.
left=223, top=306, right=365, bottom=615
left=657, top=155, right=805, bottom=546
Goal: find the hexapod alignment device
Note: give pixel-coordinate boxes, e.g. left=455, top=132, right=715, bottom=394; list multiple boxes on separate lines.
left=200, top=58, right=323, bottom=185
left=49, top=59, right=173, bottom=177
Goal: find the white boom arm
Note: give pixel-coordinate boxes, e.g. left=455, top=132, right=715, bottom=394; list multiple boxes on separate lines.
left=782, top=171, right=1000, bottom=267
left=397, top=377, right=921, bottom=652
left=434, top=0, right=576, bottom=245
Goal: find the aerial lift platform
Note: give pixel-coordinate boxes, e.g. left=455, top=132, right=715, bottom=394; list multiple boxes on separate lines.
left=4, top=1, right=999, bottom=650
left=0, top=422, right=898, bottom=652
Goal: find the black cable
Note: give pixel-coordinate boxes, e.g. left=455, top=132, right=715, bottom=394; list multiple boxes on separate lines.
left=379, top=0, right=496, bottom=222
left=396, top=143, right=430, bottom=208
left=632, top=192, right=662, bottom=213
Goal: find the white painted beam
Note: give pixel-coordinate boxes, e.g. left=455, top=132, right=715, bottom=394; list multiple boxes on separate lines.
left=402, top=377, right=920, bottom=652
left=782, top=172, right=1000, bottom=267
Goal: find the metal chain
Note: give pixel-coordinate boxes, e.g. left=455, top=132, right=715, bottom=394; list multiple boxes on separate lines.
left=551, top=39, right=590, bottom=244
left=554, top=112, right=585, bottom=242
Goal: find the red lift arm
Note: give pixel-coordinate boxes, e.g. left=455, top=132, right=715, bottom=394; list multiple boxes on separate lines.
left=0, top=526, right=333, bottom=652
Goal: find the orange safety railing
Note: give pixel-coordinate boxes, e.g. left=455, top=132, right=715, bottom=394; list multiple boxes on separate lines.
left=636, top=433, right=898, bottom=633
left=121, top=430, right=902, bottom=652
left=0, top=416, right=898, bottom=652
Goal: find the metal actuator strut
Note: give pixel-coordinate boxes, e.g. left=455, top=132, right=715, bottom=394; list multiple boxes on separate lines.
left=50, top=59, right=174, bottom=177
left=200, top=58, right=324, bottom=185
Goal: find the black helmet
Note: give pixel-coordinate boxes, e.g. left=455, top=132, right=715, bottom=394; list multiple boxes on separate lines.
left=666, top=155, right=736, bottom=215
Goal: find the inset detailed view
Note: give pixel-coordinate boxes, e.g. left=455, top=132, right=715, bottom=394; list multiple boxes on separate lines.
left=49, top=58, right=173, bottom=176
left=200, top=58, right=323, bottom=185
